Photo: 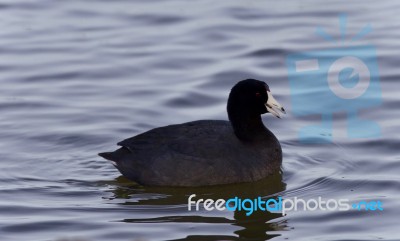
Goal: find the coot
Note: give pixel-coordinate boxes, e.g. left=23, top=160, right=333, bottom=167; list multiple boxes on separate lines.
left=99, top=79, right=285, bottom=186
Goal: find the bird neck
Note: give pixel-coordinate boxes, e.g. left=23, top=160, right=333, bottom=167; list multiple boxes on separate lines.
left=228, top=111, right=266, bottom=141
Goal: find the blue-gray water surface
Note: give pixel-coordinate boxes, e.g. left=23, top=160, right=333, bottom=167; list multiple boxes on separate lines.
left=1, top=0, right=399, bottom=240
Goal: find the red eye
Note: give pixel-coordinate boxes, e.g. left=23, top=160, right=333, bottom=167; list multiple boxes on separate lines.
left=255, top=92, right=261, bottom=97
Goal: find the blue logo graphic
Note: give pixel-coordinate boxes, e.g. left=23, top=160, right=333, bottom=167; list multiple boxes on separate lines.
left=286, top=14, right=382, bottom=143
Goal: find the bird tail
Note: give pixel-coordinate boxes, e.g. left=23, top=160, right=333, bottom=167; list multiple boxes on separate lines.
left=98, top=152, right=114, bottom=161
left=98, top=152, right=120, bottom=167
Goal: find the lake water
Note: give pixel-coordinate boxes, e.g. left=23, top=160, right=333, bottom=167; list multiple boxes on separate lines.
left=1, top=0, right=399, bottom=240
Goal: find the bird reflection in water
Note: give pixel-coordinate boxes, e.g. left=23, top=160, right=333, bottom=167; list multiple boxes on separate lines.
left=103, top=172, right=288, bottom=241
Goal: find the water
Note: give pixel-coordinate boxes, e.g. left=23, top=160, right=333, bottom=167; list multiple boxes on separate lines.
left=1, top=0, right=399, bottom=240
